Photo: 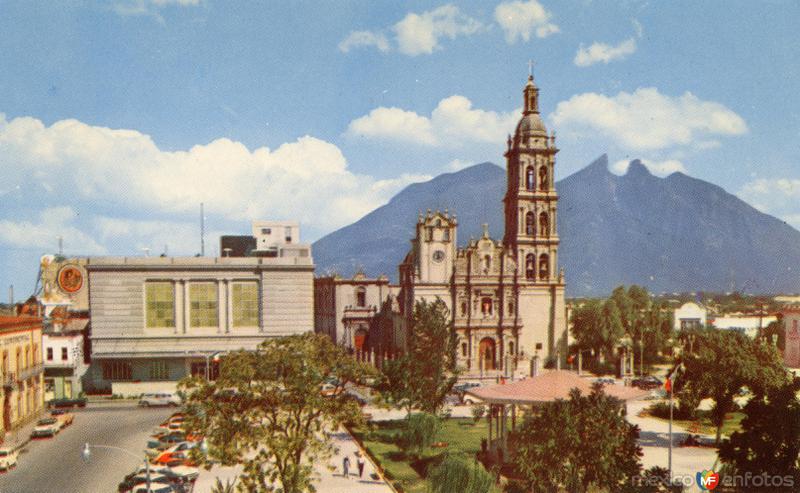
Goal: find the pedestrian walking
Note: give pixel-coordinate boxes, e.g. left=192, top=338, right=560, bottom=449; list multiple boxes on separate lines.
left=342, top=456, right=350, bottom=478
left=356, top=452, right=365, bottom=478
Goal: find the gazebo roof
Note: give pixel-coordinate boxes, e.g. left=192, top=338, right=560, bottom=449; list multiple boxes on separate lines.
left=465, top=370, right=649, bottom=405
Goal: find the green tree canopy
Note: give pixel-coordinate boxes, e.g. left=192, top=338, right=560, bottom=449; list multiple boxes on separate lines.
left=510, top=385, right=642, bottom=493
left=378, top=298, right=458, bottom=415
left=718, top=378, right=800, bottom=490
left=678, top=329, right=789, bottom=444
left=179, top=333, right=372, bottom=493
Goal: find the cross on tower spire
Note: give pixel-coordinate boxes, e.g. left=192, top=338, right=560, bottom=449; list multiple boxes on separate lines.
left=528, top=59, right=534, bottom=78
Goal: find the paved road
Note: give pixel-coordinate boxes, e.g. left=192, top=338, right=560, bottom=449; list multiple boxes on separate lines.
left=0, top=403, right=173, bottom=493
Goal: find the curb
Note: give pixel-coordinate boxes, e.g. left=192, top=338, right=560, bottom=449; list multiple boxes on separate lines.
left=345, top=425, right=402, bottom=493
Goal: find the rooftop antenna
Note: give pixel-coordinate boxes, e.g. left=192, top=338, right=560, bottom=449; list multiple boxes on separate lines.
left=8, top=284, right=13, bottom=305
left=141, top=247, right=151, bottom=257
left=528, top=59, right=534, bottom=77
left=57, top=235, right=63, bottom=256
left=200, top=202, right=205, bottom=256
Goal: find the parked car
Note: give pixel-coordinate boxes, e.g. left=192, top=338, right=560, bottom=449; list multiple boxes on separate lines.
left=49, top=397, right=87, bottom=408
left=0, top=447, right=18, bottom=470
left=51, top=409, right=74, bottom=427
left=159, top=451, right=197, bottom=468
left=595, top=377, right=616, bottom=386
left=152, top=442, right=196, bottom=466
left=139, top=393, right=181, bottom=407
left=132, top=481, right=180, bottom=493
left=632, top=375, right=663, bottom=390
left=118, top=471, right=171, bottom=492
left=31, top=417, right=60, bottom=438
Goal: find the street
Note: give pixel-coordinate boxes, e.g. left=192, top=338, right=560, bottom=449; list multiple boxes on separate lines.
left=0, top=403, right=173, bottom=493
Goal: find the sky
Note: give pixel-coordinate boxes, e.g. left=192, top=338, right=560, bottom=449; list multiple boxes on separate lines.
left=1, top=0, right=799, bottom=298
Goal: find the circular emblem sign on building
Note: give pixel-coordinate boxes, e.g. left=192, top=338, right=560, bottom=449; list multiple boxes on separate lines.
left=58, top=265, right=84, bottom=293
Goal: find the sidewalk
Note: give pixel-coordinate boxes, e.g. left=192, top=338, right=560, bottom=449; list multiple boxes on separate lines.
left=193, top=428, right=395, bottom=492
left=1, top=410, right=43, bottom=452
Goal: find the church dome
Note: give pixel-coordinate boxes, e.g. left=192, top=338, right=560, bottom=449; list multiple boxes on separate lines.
left=515, top=112, right=547, bottom=136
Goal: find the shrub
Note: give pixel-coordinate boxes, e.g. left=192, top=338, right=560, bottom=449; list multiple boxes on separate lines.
left=399, top=412, right=440, bottom=458
left=471, top=404, right=486, bottom=423
left=648, top=401, right=696, bottom=421
left=427, top=453, right=494, bottom=493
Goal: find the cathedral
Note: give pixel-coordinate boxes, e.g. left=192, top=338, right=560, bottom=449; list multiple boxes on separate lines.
left=398, top=74, right=568, bottom=377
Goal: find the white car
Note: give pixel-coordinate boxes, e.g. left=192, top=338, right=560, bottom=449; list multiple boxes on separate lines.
left=30, top=417, right=60, bottom=438
left=0, top=447, right=18, bottom=470
left=138, top=393, right=181, bottom=407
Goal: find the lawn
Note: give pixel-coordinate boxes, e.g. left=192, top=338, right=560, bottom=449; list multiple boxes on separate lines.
left=643, top=404, right=745, bottom=438
left=352, top=418, right=500, bottom=493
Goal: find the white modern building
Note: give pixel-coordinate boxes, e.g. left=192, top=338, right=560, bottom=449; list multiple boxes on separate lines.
left=87, top=253, right=314, bottom=396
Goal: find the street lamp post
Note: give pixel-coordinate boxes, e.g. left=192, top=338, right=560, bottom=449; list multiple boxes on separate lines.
left=82, top=442, right=150, bottom=491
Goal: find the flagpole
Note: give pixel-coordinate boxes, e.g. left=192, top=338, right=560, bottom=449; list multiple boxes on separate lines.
left=668, top=381, right=673, bottom=484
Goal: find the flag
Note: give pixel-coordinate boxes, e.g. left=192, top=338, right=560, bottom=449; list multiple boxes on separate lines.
left=567, top=354, right=575, bottom=364
left=664, top=377, right=672, bottom=393
left=664, top=364, right=682, bottom=393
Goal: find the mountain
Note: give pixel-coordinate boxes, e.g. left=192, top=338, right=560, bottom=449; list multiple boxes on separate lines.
left=312, top=156, right=800, bottom=297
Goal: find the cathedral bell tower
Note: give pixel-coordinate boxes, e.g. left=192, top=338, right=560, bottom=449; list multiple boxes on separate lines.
left=502, top=74, right=561, bottom=285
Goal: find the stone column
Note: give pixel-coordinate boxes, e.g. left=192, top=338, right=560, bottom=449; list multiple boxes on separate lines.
left=182, top=280, right=191, bottom=334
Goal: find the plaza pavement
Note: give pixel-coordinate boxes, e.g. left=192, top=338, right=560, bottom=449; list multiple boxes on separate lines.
left=193, top=426, right=395, bottom=492
left=627, top=398, right=719, bottom=480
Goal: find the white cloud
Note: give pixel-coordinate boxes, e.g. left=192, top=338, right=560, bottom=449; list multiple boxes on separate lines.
left=738, top=178, right=800, bottom=230
left=0, top=207, right=106, bottom=255
left=551, top=88, right=748, bottom=151
left=346, top=95, right=519, bottom=147
left=113, top=0, right=199, bottom=19
left=574, top=38, right=637, bottom=67
left=611, top=159, right=687, bottom=177
left=494, top=0, right=559, bottom=43
left=346, top=107, right=436, bottom=144
left=0, top=114, right=423, bottom=238
left=338, top=31, right=390, bottom=53
left=394, top=5, right=483, bottom=56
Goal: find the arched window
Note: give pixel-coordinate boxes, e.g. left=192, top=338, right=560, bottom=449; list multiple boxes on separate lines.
left=539, top=254, right=550, bottom=280
left=509, top=341, right=514, bottom=355
left=539, top=166, right=549, bottom=190
left=508, top=302, right=514, bottom=315
left=525, top=254, right=536, bottom=280
left=483, top=254, right=492, bottom=272
left=461, top=342, right=468, bottom=357
left=355, top=287, right=366, bottom=307
left=461, top=301, right=468, bottom=316
left=526, top=166, right=535, bottom=190
left=539, top=211, right=549, bottom=236
left=525, top=212, right=535, bottom=235
left=481, top=297, right=493, bottom=315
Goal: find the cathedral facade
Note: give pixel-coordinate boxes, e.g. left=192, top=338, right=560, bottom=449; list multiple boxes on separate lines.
left=398, top=74, right=568, bottom=376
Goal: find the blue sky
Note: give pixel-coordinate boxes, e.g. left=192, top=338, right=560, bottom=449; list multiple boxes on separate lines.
left=1, top=0, right=799, bottom=297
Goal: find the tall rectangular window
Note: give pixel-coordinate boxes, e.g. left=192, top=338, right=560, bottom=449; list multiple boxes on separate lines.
left=61, top=347, right=68, bottom=361
left=190, top=282, right=218, bottom=327
left=46, top=348, right=53, bottom=361
left=102, top=361, right=132, bottom=381
left=149, top=361, right=168, bottom=380
left=232, top=281, right=259, bottom=327
left=145, top=282, right=175, bottom=328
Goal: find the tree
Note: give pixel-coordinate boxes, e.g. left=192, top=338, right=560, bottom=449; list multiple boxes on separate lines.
left=378, top=299, right=458, bottom=415
left=428, top=453, right=495, bottom=493
left=678, top=329, right=788, bottom=444
left=399, top=412, right=440, bottom=458
left=571, top=299, right=625, bottom=364
left=179, top=333, right=372, bottom=493
left=510, top=385, right=642, bottom=493
left=718, top=379, right=800, bottom=489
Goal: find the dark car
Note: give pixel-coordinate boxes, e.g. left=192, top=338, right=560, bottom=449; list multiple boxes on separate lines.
left=632, top=376, right=663, bottom=390
left=49, top=397, right=87, bottom=408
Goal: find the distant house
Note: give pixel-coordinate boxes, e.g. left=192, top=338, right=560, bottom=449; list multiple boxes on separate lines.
left=673, top=302, right=707, bottom=331
left=783, top=307, right=800, bottom=368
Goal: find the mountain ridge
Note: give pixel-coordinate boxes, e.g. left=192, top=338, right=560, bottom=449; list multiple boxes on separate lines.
left=312, top=156, right=800, bottom=297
